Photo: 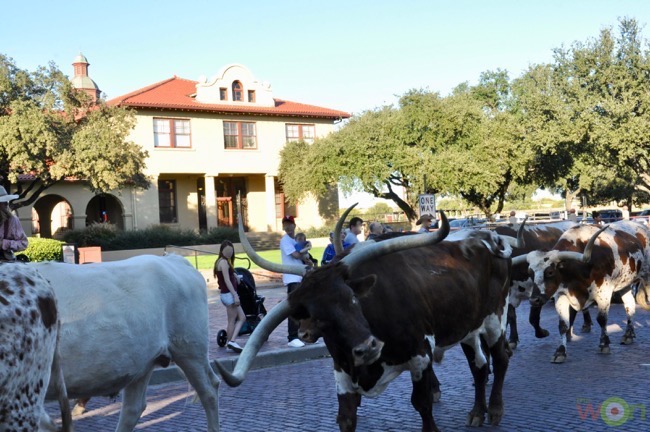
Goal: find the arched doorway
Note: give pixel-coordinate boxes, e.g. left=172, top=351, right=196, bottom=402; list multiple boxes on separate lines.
left=85, top=194, right=124, bottom=230
left=32, top=195, right=73, bottom=238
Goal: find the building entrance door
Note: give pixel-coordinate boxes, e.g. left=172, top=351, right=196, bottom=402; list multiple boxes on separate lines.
left=215, top=177, right=247, bottom=227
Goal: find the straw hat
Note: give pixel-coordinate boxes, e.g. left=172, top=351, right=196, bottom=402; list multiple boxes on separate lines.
left=416, top=214, right=434, bottom=225
left=0, top=186, right=18, bottom=203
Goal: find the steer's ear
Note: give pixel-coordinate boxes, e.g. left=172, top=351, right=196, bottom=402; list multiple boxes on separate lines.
left=347, top=275, right=377, bottom=298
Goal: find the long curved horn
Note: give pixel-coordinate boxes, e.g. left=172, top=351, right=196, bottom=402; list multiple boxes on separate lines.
left=511, top=255, right=528, bottom=266
left=237, top=199, right=307, bottom=276
left=556, top=224, right=609, bottom=263
left=334, top=203, right=357, bottom=255
left=214, top=300, right=292, bottom=386
left=502, top=216, right=528, bottom=248
left=342, top=211, right=450, bottom=270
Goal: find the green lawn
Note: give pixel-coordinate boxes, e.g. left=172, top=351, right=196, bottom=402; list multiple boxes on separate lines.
left=185, top=247, right=325, bottom=271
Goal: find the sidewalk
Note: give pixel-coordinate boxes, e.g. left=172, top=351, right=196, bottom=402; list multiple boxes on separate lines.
left=150, top=272, right=330, bottom=385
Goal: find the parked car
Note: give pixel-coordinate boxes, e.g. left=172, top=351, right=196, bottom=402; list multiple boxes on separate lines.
left=631, top=209, right=650, bottom=224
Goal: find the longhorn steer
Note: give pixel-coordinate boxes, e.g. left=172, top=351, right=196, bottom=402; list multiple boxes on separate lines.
left=217, top=209, right=514, bottom=432
left=492, top=222, right=592, bottom=348
left=526, top=221, right=650, bottom=363
left=0, top=264, right=72, bottom=432
left=32, top=254, right=221, bottom=432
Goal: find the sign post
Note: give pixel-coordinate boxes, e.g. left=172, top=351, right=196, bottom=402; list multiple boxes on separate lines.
left=418, top=194, right=436, bottom=217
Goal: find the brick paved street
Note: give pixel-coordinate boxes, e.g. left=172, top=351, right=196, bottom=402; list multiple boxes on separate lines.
left=46, top=288, right=650, bottom=431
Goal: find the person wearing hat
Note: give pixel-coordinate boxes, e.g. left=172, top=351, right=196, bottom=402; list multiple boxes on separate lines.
left=416, top=214, right=435, bottom=233
left=279, top=215, right=307, bottom=348
left=0, top=186, right=28, bottom=261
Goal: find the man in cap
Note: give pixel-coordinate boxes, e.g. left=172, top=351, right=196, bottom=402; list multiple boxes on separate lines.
left=416, top=214, right=435, bottom=233
left=279, top=215, right=306, bottom=348
left=0, top=186, right=27, bottom=261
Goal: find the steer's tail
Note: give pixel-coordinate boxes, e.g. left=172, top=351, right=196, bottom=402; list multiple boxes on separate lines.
left=51, top=323, right=74, bottom=431
left=636, top=280, right=650, bottom=311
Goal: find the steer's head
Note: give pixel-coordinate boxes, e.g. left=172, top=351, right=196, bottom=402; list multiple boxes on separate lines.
left=526, top=224, right=608, bottom=299
left=292, top=264, right=383, bottom=366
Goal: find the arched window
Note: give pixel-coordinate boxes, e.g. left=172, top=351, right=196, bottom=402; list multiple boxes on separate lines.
left=232, top=81, right=243, bottom=101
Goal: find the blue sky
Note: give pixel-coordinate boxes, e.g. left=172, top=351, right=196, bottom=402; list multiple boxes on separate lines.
left=3, top=1, right=650, bottom=208
left=4, top=1, right=650, bottom=116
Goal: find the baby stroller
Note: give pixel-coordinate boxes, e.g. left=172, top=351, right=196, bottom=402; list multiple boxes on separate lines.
left=217, top=257, right=267, bottom=347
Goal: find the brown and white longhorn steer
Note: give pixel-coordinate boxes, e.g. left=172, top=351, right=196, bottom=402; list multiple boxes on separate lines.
left=216, top=206, right=516, bottom=432
left=526, top=221, right=650, bottom=363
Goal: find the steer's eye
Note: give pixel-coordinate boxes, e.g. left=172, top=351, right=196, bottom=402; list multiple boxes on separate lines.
left=351, top=296, right=359, bottom=306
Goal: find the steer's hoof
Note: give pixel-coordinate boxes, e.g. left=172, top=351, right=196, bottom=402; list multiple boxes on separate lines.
left=508, top=341, right=518, bottom=350
left=432, top=390, right=441, bottom=403
left=488, top=411, right=503, bottom=426
left=581, top=323, right=592, bottom=333
left=466, top=412, right=485, bottom=427
left=71, top=403, right=87, bottom=417
left=551, top=353, right=566, bottom=363
left=599, top=345, right=611, bottom=354
left=621, top=336, right=634, bottom=345
left=535, top=329, right=550, bottom=338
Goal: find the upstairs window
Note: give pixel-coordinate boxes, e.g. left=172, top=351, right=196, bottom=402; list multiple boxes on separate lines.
left=232, top=81, right=243, bottom=101
left=153, top=118, right=191, bottom=148
left=224, top=121, right=257, bottom=149
left=158, top=179, right=177, bottom=223
left=286, top=124, right=315, bottom=143
left=247, top=90, right=256, bottom=102
left=219, top=87, right=227, bottom=101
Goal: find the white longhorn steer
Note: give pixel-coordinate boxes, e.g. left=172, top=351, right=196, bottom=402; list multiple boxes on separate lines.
left=36, top=254, right=221, bottom=432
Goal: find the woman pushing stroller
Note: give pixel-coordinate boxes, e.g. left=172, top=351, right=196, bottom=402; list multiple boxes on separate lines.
left=214, top=240, right=245, bottom=353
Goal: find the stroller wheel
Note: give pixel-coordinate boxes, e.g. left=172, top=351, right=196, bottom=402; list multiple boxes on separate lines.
left=217, top=330, right=228, bottom=347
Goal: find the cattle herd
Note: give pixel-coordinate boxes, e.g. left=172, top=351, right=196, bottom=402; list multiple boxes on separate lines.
left=1, top=204, right=649, bottom=432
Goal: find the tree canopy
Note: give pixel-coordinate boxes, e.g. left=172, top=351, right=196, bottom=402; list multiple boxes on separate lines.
left=0, top=54, right=149, bottom=209
left=279, top=17, right=650, bottom=219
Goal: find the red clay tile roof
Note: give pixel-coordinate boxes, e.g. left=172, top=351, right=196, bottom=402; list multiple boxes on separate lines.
left=107, top=77, right=350, bottom=120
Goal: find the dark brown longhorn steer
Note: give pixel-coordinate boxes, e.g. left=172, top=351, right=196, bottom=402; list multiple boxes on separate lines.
left=525, top=220, right=650, bottom=363
left=492, top=222, right=592, bottom=348
left=216, top=208, right=517, bottom=432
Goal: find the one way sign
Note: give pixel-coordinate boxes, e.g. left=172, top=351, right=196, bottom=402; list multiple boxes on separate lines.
left=418, top=194, right=436, bottom=216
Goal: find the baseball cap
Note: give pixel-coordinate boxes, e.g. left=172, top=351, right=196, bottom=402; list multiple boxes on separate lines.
left=282, top=215, right=295, bottom=224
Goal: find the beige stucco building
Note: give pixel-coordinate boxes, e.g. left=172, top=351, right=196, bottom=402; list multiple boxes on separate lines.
left=18, top=56, right=350, bottom=237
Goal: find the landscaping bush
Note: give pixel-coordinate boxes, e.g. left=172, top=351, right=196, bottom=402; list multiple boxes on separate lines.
left=61, top=224, right=239, bottom=251
left=23, top=237, right=64, bottom=262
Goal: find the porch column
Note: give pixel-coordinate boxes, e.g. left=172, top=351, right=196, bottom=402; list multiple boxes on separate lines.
left=205, top=175, right=218, bottom=229
left=265, top=175, right=276, bottom=232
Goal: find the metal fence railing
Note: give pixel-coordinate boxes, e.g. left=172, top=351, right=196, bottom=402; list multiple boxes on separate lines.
left=164, top=245, right=251, bottom=270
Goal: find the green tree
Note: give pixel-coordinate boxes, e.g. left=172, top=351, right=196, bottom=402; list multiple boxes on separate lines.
left=0, top=54, right=149, bottom=209
left=520, top=18, right=650, bottom=210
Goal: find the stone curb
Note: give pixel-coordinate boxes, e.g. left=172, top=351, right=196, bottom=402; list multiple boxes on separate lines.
left=149, top=343, right=330, bottom=386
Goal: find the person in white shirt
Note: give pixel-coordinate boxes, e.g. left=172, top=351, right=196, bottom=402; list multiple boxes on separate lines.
left=345, top=217, right=363, bottom=246
left=279, top=215, right=307, bottom=348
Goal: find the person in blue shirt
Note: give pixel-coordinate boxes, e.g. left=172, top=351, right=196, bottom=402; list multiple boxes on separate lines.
left=321, top=231, right=350, bottom=265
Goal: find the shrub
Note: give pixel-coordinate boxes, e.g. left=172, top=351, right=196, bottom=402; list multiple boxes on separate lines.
left=303, top=224, right=333, bottom=238
left=23, top=237, right=64, bottom=262
left=61, top=224, right=239, bottom=251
